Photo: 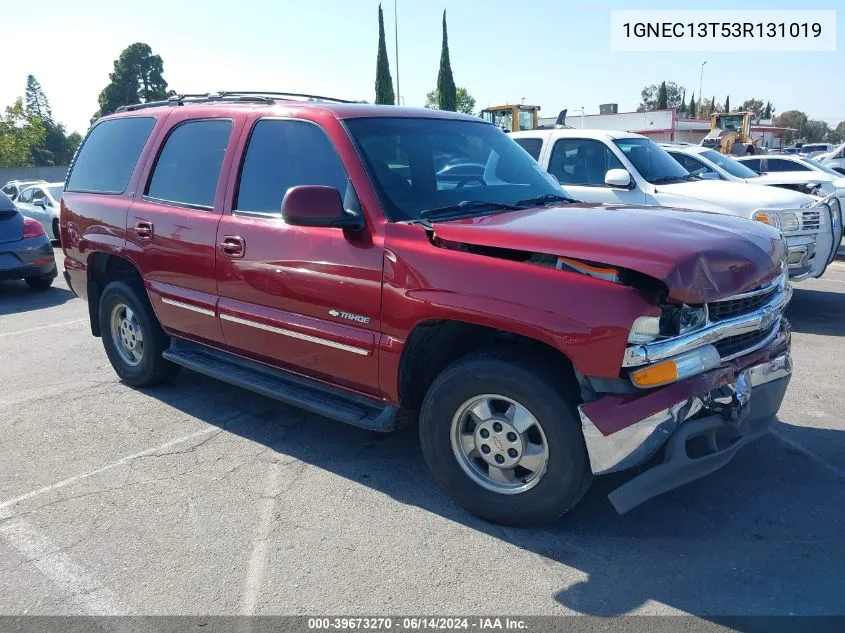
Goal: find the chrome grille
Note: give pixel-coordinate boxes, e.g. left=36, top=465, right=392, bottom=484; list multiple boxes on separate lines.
left=801, top=210, right=821, bottom=231
left=707, top=286, right=778, bottom=322
left=714, top=324, right=777, bottom=360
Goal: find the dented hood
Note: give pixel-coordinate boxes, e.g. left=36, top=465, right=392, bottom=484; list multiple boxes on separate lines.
left=433, top=204, right=785, bottom=303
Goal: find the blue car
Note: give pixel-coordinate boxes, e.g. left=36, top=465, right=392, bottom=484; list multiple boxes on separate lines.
left=0, top=192, right=57, bottom=290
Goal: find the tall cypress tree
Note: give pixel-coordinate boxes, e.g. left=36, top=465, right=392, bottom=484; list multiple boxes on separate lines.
left=374, top=4, right=395, bottom=105
left=679, top=92, right=686, bottom=117
left=710, top=95, right=716, bottom=115
left=688, top=91, right=695, bottom=117
left=437, top=10, right=457, bottom=111
left=25, top=75, right=52, bottom=123
left=763, top=101, right=772, bottom=119
left=655, top=82, right=668, bottom=110
left=724, top=95, right=730, bottom=112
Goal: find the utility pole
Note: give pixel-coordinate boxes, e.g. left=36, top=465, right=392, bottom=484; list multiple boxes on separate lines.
left=394, top=0, right=400, bottom=105
left=698, top=60, right=707, bottom=119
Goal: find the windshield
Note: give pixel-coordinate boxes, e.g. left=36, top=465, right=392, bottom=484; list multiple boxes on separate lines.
left=345, top=117, right=566, bottom=221
left=700, top=150, right=760, bottom=179
left=48, top=185, right=64, bottom=201
left=801, top=157, right=842, bottom=177
left=613, top=137, right=691, bottom=184
left=715, top=114, right=744, bottom=131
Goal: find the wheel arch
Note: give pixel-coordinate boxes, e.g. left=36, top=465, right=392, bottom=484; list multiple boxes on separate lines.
left=86, top=252, right=145, bottom=337
left=397, top=319, right=580, bottom=420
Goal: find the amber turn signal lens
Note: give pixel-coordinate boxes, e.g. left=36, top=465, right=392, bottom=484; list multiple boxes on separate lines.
left=630, top=361, right=679, bottom=388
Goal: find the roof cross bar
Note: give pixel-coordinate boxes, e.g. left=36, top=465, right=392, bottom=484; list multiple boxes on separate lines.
left=115, top=90, right=352, bottom=113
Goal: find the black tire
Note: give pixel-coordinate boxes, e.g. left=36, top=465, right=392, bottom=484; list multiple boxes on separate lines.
left=99, top=280, right=179, bottom=387
left=25, top=274, right=54, bottom=291
left=52, top=218, right=60, bottom=242
left=419, top=351, right=591, bottom=526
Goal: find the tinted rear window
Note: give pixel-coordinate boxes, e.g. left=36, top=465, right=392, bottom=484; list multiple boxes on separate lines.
left=513, top=138, right=543, bottom=161
left=146, top=119, right=233, bottom=209
left=66, top=117, right=156, bottom=193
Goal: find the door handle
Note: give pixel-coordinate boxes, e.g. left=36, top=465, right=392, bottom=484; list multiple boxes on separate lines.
left=134, top=221, right=154, bottom=240
left=219, top=236, right=245, bottom=258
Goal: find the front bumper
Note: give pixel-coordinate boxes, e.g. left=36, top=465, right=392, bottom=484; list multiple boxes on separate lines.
left=579, top=331, right=790, bottom=514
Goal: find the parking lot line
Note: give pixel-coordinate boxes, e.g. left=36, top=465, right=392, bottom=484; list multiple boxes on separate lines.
left=769, top=428, right=845, bottom=479
left=0, top=520, right=130, bottom=615
left=0, top=319, right=87, bottom=338
left=0, top=428, right=218, bottom=517
left=241, top=462, right=283, bottom=615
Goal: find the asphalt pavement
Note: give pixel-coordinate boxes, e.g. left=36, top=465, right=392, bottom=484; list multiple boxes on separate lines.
left=0, top=250, right=843, bottom=623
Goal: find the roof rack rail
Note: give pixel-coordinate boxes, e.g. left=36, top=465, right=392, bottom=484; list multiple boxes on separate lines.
left=115, top=91, right=353, bottom=113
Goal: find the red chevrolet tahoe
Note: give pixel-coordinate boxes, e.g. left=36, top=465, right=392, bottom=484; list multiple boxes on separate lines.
left=61, top=92, right=792, bottom=525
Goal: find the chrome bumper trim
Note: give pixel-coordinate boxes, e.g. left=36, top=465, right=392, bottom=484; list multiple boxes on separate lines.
left=623, top=279, right=791, bottom=368
left=579, top=353, right=792, bottom=475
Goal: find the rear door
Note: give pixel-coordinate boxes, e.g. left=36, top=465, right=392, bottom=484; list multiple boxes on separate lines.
left=128, top=111, right=240, bottom=345
left=215, top=116, right=384, bottom=396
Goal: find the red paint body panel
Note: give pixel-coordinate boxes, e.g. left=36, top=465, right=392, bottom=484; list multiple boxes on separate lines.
left=431, top=204, right=786, bottom=304
left=61, top=101, right=786, bottom=428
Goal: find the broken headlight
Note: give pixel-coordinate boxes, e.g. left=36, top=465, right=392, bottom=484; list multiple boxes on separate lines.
left=660, top=304, right=708, bottom=337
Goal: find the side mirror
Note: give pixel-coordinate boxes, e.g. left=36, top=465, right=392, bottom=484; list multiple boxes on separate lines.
left=605, top=169, right=632, bottom=189
left=696, top=170, right=721, bottom=180
left=281, top=185, right=364, bottom=231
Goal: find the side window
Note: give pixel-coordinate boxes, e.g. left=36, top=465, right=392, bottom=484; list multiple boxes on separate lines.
left=513, top=138, right=543, bottom=161
left=742, top=158, right=762, bottom=172
left=66, top=117, right=156, bottom=193
left=18, top=188, right=34, bottom=203
left=31, top=188, right=46, bottom=202
left=146, top=119, right=233, bottom=209
left=2, top=185, right=15, bottom=197
left=548, top=139, right=623, bottom=186
left=236, top=119, right=349, bottom=215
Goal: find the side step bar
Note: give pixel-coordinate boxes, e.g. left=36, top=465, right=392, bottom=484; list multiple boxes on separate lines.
left=163, top=338, right=397, bottom=432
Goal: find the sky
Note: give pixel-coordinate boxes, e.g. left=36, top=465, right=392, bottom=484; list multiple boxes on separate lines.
left=1, top=0, right=842, bottom=135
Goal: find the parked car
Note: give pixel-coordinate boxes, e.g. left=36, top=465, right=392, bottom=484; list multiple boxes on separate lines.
left=799, top=143, right=834, bottom=158
left=1, top=179, right=47, bottom=202
left=512, top=129, right=841, bottom=281
left=0, top=191, right=57, bottom=290
left=817, top=143, right=845, bottom=175
left=736, top=154, right=845, bottom=200
left=62, top=94, right=792, bottom=525
left=14, top=182, right=65, bottom=241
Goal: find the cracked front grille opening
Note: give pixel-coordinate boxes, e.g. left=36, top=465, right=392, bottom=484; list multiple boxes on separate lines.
left=708, top=286, right=778, bottom=322
left=713, top=324, right=776, bottom=359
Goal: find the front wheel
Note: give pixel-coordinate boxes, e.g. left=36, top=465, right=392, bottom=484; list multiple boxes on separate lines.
left=419, top=352, right=591, bottom=526
left=99, top=280, right=179, bottom=387
left=25, top=274, right=54, bottom=291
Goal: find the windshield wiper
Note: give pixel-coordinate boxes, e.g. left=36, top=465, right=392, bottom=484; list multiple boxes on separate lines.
left=420, top=200, right=522, bottom=220
left=650, top=175, right=693, bottom=184
left=514, top=193, right=574, bottom=207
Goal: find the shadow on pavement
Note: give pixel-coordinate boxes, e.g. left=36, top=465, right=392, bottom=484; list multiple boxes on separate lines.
left=137, top=370, right=845, bottom=623
left=0, top=279, right=75, bottom=316
left=786, top=287, right=845, bottom=336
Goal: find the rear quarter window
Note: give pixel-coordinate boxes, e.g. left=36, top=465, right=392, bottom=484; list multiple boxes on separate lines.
left=66, top=117, right=156, bottom=194
left=513, top=138, right=543, bottom=161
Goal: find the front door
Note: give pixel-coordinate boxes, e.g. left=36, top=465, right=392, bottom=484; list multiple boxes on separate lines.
left=215, top=117, right=383, bottom=396
left=545, top=138, right=646, bottom=205
left=127, top=111, right=241, bottom=345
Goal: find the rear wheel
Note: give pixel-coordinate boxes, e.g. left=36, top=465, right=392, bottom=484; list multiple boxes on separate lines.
left=25, top=274, right=54, bottom=291
left=99, top=280, right=179, bottom=386
left=419, top=352, right=591, bottom=526
left=52, top=218, right=60, bottom=242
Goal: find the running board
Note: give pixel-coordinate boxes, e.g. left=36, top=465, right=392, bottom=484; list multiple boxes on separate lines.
left=163, top=338, right=397, bottom=432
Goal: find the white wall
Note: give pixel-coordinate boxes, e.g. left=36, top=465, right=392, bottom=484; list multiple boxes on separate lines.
left=540, top=110, right=675, bottom=134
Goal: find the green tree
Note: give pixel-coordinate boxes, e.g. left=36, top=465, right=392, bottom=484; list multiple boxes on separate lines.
left=724, top=95, right=730, bottom=112
left=828, top=122, right=845, bottom=144
left=374, top=4, right=395, bottom=105
left=678, top=92, right=686, bottom=117
left=655, top=82, right=668, bottom=110
left=687, top=91, right=695, bottom=117
left=741, top=98, right=764, bottom=118
left=437, top=10, right=457, bottom=111
left=774, top=110, right=808, bottom=144
left=0, top=98, right=46, bottom=168
left=424, top=87, right=476, bottom=115
left=763, top=101, right=773, bottom=119
left=802, top=120, right=830, bottom=143
left=93, top=43, right=173, bottom=121
left=710, top=95, right=716, bottom=116
left=25, top=75, right=52, bottom=123
left=67, top=132, right=83, bottom=155
left=637, top=81, right=685, bottom=112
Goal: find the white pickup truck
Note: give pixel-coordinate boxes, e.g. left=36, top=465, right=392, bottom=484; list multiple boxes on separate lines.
left=511, top=128, right=842, bottom=281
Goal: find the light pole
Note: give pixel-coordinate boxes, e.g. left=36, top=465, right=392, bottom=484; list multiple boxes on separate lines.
left=394, top=0, right=400, bottom=106
left=698, top=60, right=707, bottom=119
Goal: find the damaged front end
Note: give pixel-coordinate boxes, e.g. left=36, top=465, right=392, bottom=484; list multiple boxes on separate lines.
left=578, top=272, right=793, bottom=514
